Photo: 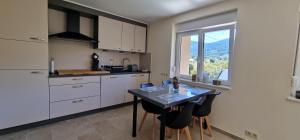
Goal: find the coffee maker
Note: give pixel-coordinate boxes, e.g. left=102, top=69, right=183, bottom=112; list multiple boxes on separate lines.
left=91, top=53, right=99, bottom=71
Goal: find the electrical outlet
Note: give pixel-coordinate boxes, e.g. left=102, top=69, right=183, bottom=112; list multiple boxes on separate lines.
left=245, top=130, right=258, bottom=139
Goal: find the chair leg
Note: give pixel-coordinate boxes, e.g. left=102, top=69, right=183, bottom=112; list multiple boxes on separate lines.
left=184, top=127, right=192, bottom=140
left=166, top=128, right=173, bottom=138
left=199, top=117, right=204, bottom=140
left=205, top=116, right=213, bottom=137
left=193, top=117, right=196, bottom=128
left=176, top=129, right=180, bottom=140
left=152, top=114, right=156, bottom=140
left=138, top=112, right=148, bottom=131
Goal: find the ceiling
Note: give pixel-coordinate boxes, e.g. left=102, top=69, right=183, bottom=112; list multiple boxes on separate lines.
left=63, top=0, right=225, bottom=24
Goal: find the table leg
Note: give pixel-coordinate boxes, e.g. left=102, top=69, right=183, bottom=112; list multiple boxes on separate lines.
left=160, top=109, right=167, bottom=140
left=132, top=96, right=138, bottom=137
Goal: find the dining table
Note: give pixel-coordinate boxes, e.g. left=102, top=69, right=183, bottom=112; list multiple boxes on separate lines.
left=128, top=84, right=214, bottom=140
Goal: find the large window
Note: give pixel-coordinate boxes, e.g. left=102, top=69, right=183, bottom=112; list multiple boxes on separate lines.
left=176, top=24, right=235, bottom=85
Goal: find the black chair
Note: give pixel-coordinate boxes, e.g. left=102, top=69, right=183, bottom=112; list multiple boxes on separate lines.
left=158, top=102, right=195, bottom=140
left=192, top=92, right=220, bottom=140
left=139, top=83, right=162, bottom=140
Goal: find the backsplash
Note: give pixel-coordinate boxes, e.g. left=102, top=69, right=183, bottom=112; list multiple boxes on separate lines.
left=49, top=39, right=140, bottom=70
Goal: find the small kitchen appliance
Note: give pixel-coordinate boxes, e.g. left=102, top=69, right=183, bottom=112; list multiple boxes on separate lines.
left=91, top=53, right=99, bottom=71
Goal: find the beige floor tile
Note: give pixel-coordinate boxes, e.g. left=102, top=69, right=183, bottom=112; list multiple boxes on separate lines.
left=0, top=105, right=236, bottom=140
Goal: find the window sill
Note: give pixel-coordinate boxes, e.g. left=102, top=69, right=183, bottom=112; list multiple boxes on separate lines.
left=287, top=96, right=300, bottom=103
left=180, top=79, right=231, bottom=90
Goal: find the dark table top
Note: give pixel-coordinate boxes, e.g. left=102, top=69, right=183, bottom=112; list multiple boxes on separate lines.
left=128, top=84, right=214, bottom=109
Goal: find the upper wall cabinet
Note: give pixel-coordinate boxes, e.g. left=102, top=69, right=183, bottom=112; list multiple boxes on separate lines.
left=134, top=26, right=147, bottom=53
left=122, top=23, right=135, bottom=52
left=98, top=16, right=122, bottom=51
left=98, top=16, right=147, bottom=53
left=0, top=0, right=48, bottom=43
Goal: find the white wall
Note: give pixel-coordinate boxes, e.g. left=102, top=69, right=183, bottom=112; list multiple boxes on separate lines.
left=148, top=0, right=300, bottom=139
left=48, top=9, right=140, bottom=70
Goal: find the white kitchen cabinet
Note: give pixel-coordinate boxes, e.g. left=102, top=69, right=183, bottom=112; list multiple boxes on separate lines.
left=138, top=73, right=149, bottom=84
left=49, top=76, right=101, bottom=118
left=50, top=83, right=101, bottom=102
left=0, top=70, right=49, bottom=130
left=0, top=39, right=48, bottom=70
left=124, top=74, right=138, bottom=102
left=134, top=26, right=147, bottom=53
left=101, top=75, right=126, bottom=108
left=98, top=16, right=122, bottom=50
left=0, top=0, right=48, bottom=43
left=49, top=76, right=100, bottom=86
left=50, top=96, right=100, bottom=119
left=122, top=23, right=135, bottom=51
left=124, top=73, right=149, bottom=102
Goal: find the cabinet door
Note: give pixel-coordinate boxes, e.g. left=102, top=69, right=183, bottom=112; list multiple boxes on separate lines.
left=138, top=74, right=149, bottom=85
left=101, top=75, right=126, bottom=108
left=0, top=0, right=48, bottom=42
left=122, top=23, right=135, bottom=52
left=98, top=16, right=122, bottom=51
left=124, top=74, right=138, bottom=102
left=0, top=39, right=48, bottom=70
left=0, top=70, right=49, bottom=129
left=134, top=26, right=147, bottom=53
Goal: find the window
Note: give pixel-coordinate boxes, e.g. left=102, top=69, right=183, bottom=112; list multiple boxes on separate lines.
left=176, top=24, right=236, bottom=85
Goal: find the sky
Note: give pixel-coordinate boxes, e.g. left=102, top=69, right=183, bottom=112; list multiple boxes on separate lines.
left=191, top=29, right=230, bottom=43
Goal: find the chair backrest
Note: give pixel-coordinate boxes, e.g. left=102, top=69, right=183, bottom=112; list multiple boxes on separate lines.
left=162, top=80, right=172, bottom=88
left=140, top=83, right=154, bottom=88
left=194, top=92, right=219, bottom=116
left=170, top=102, right=195, bottom=129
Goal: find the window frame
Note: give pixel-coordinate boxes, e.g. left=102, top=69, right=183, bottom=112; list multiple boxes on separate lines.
left=175, top=24, right=236, bottom=86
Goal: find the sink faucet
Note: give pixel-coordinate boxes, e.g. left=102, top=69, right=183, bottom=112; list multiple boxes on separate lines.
left=122, top=58, right=131, bottom=68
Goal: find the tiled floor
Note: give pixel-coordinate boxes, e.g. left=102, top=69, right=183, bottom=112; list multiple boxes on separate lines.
left=0, top=105, right=235, bottom=140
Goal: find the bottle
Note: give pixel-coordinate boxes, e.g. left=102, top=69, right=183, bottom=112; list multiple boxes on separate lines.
left=50, top=58, right=55, bottom=74
left=173, top=77, right=179, bottom=89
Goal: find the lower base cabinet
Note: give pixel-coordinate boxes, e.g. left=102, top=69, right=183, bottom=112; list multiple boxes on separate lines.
left=100, top=75, right=126, bottom=108
left=50, top=96, right=100, bottom=119
left=0, top=70, right=49, bottom=130
left=101, top=73, right=149, bottom=108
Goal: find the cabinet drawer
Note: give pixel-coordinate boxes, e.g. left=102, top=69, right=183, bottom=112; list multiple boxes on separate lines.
left=50, top=83, right=100, bottom=102
left=49, top=76, right=100, bottom=86
left=50, top=96, right=100, bottom=119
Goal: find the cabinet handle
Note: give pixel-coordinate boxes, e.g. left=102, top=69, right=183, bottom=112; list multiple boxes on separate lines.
left=131, top=75, right=137, bottom=77
left=110, top=76, right=118, bottom=79
left=30, top=37, right=45, bottom=41
left=72, top=99, right=83, bottom=103
left=72, top=78, right=83, bottom=81
left=30, top=71, right=44, bottom=74
left=72, top=85, right=83, bottom=88
left=140, top=75, right=144, bottom=77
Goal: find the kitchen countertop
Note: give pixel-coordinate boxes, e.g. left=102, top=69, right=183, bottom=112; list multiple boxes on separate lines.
left=48, top=71, right=150, bottom=78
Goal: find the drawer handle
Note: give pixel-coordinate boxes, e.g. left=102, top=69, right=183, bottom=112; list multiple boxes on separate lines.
left=30, top=71, right=44, bottom=74
left=72, top=85, right=83, bottom=88
left=30, top=37, right=45, bottom=41
left=72, top=78, right=83, bottom=81
left=131, top=75, right=137, bottom=77
left=72, top=99, right=83, bottom=103
left=140, top=75, right=144, bottom=76
left=110, top=76, right=117, bottom=79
